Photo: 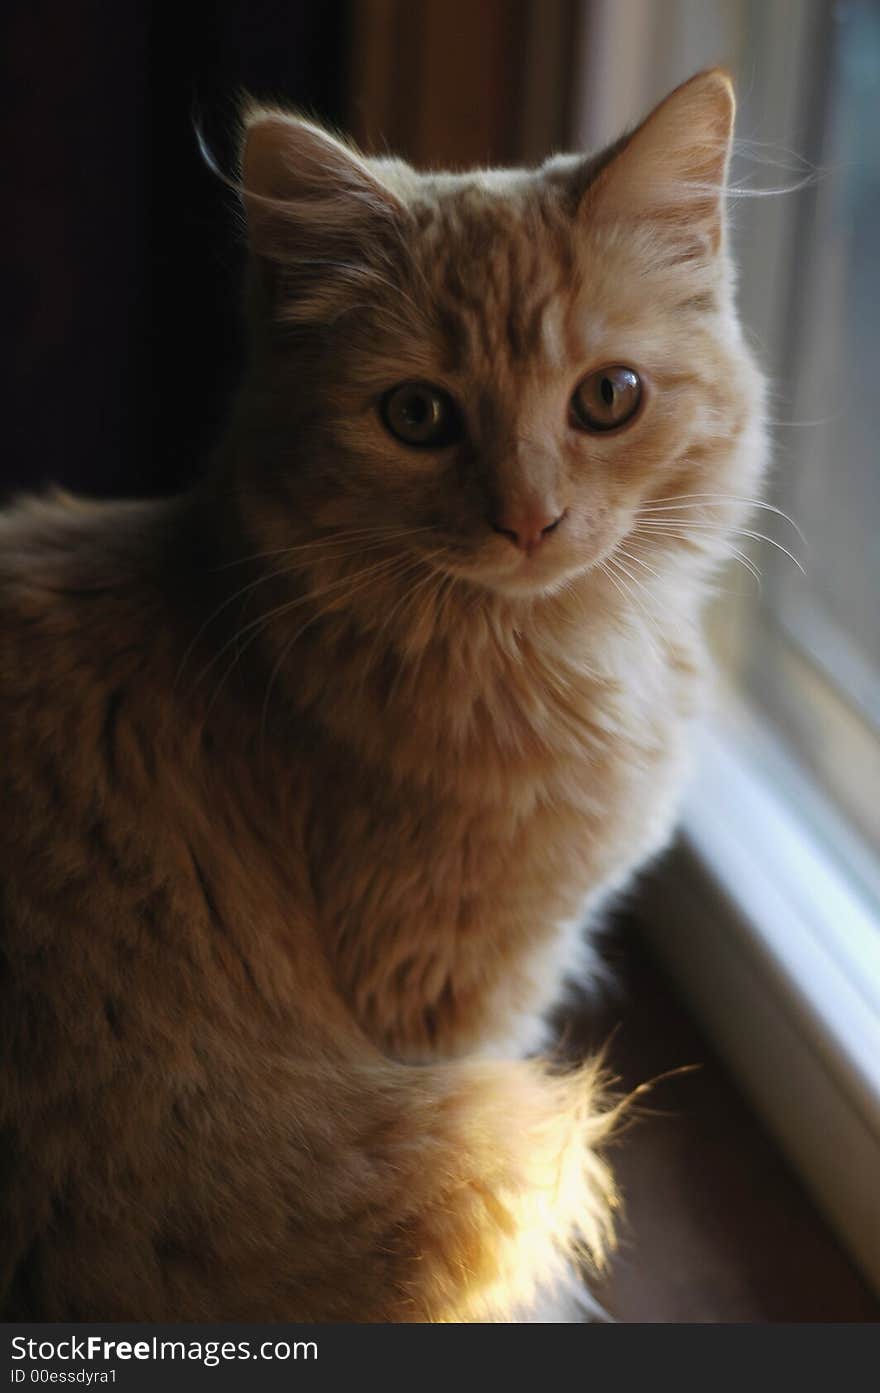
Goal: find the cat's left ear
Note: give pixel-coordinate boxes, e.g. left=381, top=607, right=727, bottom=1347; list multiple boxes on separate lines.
left=581, top=68, right=735, bottom=255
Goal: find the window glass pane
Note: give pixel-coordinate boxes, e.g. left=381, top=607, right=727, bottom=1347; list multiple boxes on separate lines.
left=772, top=0, right=880, bottom=732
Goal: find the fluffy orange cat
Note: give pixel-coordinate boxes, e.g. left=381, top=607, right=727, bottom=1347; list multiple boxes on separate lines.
left=0, top=69, right=765, bottom=1321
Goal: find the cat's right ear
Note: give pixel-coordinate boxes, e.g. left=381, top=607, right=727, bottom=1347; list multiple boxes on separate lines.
left=240, top=109, right=404, bottom=266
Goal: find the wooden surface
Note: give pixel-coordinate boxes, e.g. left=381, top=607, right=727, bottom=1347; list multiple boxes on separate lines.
left=565, top=924, right=880, bottom=1323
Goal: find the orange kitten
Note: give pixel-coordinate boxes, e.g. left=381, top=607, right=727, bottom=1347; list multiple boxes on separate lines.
left=0, top=70, right=765, bottom=1320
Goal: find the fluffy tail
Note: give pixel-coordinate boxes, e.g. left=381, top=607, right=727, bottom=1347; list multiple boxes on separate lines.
left=4, top=1048, right=619, bottom=1322
left=305, top=1052, right=620, bottom=1322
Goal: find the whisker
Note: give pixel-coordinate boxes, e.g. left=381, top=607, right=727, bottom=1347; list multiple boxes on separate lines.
left=606, top=556, right=664, bottom=640
left=436, top=571, right=458, bottom=633
left=215, top=525, right=432, bottom=569
left=637, top=495, right=805, bottom=542
left=627, top=532, right=762, bottom=594
left=218, top=552, right=424, bottom=733
left=601, top=558, right=664, bottom=662
left=259, top=552, right=437, bottom=746
left=611, top=543, right=662, bottom=582
left=175, top=565, right=296, bottom=692
left=177, top=532, right=430, bottom=690
left=373, top=550, right=446, bottom=645
left=388, top=566, right=457, bottom=705
left=633, top=520, right=805, bottom=573
left=630, top=526, right=763, bottom=586
left=197, top=550, right=416, bottom=700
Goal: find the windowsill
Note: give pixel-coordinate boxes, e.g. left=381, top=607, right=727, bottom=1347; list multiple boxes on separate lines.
left=636, top=705, right=880, bottom=1297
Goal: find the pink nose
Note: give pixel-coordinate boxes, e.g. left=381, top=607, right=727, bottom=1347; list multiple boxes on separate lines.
left=491, top=505, right=566, bottom=554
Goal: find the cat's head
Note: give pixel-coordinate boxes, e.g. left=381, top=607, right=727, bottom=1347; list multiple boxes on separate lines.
left=235, top=70, right=764, bottom=601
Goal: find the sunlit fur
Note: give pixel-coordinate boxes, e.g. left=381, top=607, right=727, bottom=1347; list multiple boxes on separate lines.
left=0, top=71, right=765, bottom=1320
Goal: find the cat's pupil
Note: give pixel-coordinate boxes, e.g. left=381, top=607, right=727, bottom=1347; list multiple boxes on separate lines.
left=601, top=378, right=615, bottom=407
left=404, top=394, right=429, bottom=425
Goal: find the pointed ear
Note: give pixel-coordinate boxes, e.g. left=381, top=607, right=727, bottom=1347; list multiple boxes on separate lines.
left=584, top=69, right=735, bottom=254
left=240, top=109, right=404, bottom=264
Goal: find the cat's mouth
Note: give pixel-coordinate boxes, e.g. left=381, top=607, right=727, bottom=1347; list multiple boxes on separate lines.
left=433, top=542, right=596, bottom=600
left=474, top=514, right=633, bottom=598
left=408, top=510, right=631, bottom=599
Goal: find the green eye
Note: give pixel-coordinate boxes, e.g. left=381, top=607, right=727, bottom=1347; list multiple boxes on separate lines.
left=381, top=382, right=462, bottom=449
left=571, top=365, right=643, bottom=433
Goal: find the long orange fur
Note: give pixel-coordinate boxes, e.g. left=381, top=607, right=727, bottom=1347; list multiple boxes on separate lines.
left=0, top=70, right=765, bottom=1320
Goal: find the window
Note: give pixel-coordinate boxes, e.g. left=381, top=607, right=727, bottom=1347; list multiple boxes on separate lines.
left=575, top=0, right=880, bottom=1294
left=733, top=0, right=879, bottom=863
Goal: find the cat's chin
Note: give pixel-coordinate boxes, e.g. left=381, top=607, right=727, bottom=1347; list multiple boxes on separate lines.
left=421, top=534, right=604, bottom=601
left=467, top=558, right=594, bottom=602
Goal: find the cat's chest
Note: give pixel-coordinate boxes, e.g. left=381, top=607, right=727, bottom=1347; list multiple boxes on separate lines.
left=305, top=658, right=691, bottom=1058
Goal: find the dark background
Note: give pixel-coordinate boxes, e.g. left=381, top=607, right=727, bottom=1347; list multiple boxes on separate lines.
left=4, top=1, right=349, bottom=503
